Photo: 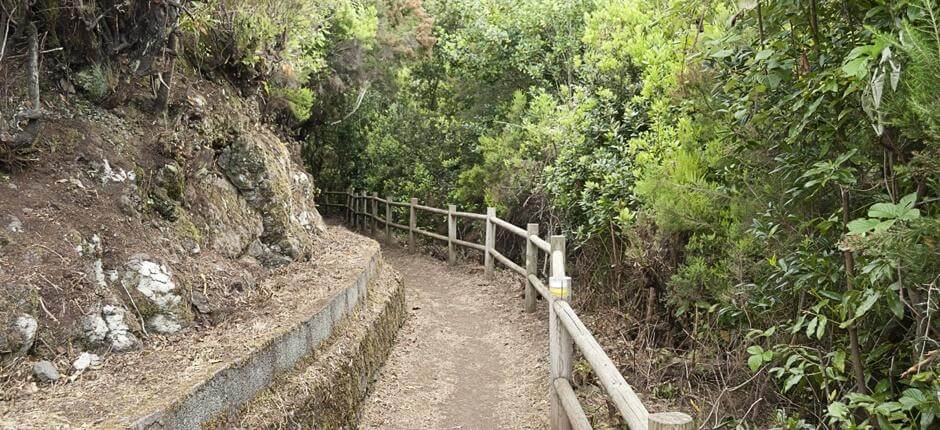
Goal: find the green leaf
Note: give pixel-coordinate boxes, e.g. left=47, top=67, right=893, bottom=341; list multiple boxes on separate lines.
left=855, top=289, right=881, bottom=319
left=747, top=345, right=764, bottom=355
left=833, top=350, right=846, bottom=373
left=711, top=49, right=735, bottom=58
left=886, top=290, right=904, bottom=319
left=805, top=316, right=818, bottom=338
left=847, top=218, right=880, bottom=234
left=816, top=315, right=827, bottom=339
left=755, top=49, right=774, bottom=61
left=828, top=401, right=849, bottom=419
left=842, top=57, right=869, bottom=78
left=748, top=354, right=763, bottom=372
left=899, top=192, right=918, bottom=208
left=783, top=372, right=803, bottom=392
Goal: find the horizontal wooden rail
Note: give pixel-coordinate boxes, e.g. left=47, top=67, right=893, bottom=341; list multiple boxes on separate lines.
left=414, top=203, right=449, bottom=215
left=455, top=238, right=485, bottom=252
left=530, top=234, right=550, bottom=252
left=490, top=248, right=525, bottom=275
left=553, top=378, right=592, bottom=430
left=491, top=215, right=528, bottom=237
left=528, top=274, right=551, bottom=300
left=453, top=210, right=487, bottom=220
left=319, top=190, right=696, bottom=430
left=414, top=227, right=448, bottom=242
left=388, top=221, right=409, bottom=231
left=553, top=299, right=648, bottom=430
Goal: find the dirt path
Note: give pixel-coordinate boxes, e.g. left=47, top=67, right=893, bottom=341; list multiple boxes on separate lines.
left=360, top=247, right=549, bottom=429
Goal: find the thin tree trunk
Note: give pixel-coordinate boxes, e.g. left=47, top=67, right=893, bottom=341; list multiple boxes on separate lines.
left=841, top=188, right=868, bottom=394
left=27, top=21, right=40, bottom=113
left=155, top=30, right=178, bottom=112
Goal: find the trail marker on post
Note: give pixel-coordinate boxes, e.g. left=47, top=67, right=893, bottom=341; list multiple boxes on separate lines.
left=549, top=235, right=573, bottom=430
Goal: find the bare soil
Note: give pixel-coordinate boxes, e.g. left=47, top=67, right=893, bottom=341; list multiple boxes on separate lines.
left=0, top=227, right=376, bottom=429
left=359, top=247, right=549, bottom=430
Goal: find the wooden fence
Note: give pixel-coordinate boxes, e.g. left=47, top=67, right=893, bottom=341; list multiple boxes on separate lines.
left=318, top=190, right=695, bottom=430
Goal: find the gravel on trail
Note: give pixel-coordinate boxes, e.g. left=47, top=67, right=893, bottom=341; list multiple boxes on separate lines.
left=360, top=247, right=549, bottom=429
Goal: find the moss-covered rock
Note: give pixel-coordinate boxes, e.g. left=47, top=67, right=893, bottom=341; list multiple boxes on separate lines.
left=191, top=172, right=263, bottom=259
left=217, top=132, right=320, bottom=266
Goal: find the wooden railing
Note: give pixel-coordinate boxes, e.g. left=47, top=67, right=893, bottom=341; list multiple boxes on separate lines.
left=318, top=190, right=695, bottom=430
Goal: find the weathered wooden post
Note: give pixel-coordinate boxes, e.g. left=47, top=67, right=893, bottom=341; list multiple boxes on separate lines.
left=648, top=412, right=694, bottom=430
left=371, top=192, right=379, bottom=235
left=448, top=204, right=457, bottom=265
left=484, top=207, right=496, bottom=278
left=409, top=198, right=417, bottom=250
left=357, top=192, right=364, bottom=231
left=549, top=234, right=573, bottom=430
left=385, top=196, right=392, bottom=243
left=525, top=223, right=538, bottom=313
left=345, top=188, right=353, bottom=225
left=359, top=192, right=366, bottom=231
left=350, top=191, right=356, bottom=229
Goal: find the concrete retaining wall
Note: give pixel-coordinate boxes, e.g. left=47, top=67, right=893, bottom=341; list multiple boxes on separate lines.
left=215, top=265, right=408, bottom=428
left=131, top=250, right=383, bottom=429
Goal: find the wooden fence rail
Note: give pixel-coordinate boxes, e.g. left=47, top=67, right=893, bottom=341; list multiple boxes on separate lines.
left=318, top=190, right=695, bottom=430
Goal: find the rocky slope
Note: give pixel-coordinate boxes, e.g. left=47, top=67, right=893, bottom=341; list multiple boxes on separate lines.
left=0, top=73, right=327, bottom=391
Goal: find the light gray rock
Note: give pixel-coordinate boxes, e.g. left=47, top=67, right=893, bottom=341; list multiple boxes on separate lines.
left=122, top=255, right=187, bottom=334
left=147, top=314, right=182, bottom=334
left=13, top=314, right=37, bottom=355
left=82, top=305, right=140, bottom=352
left=33, top=361, right=60, bottom=382
left=72, top=352, right=102, bottom=371
left=5, top=216, right=22, bottom=233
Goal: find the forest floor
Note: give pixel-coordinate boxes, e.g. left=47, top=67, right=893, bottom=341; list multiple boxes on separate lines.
left=360, top=246, right=549, bottom=429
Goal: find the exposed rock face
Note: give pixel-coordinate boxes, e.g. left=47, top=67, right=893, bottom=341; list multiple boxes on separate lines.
left=122, top=255, right=189, bottom=334
left=217, top=133, right=324, bottom=267
left=195, top=174, right=263, bottom=259
left=82, top=305, right=140, bottom=352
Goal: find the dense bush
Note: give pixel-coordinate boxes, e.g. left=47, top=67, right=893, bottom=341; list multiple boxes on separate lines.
left=310, top=0, right=940, bottom=427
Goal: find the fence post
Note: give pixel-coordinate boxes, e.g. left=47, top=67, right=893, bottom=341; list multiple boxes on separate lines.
left=648, top=412, right=694, bottom=430
left=359, top=192, right=366, bottom=231
left=525, top=223, right=538, bottom=313
left=345, top=188, right=352, bottom=225
left=385, top=196, right=392, bottom=243
left=409, top=198, right=417, bottom=250
left=357, top=192, right=364, bottom=231
left=371, top=192, right=379, bottom=235
left=549, top=235, right=573, bottom=430
left=448, top=204, right=457, bottom=265
left=351, top=191, right=357, bottom=230
left=484, top=207, right=496, bottom=278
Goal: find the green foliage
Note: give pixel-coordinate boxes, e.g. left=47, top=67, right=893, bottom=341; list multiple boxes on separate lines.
left=266, top=85, right=316, bottom=122
left=303, top=0, right=940, bottom=426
